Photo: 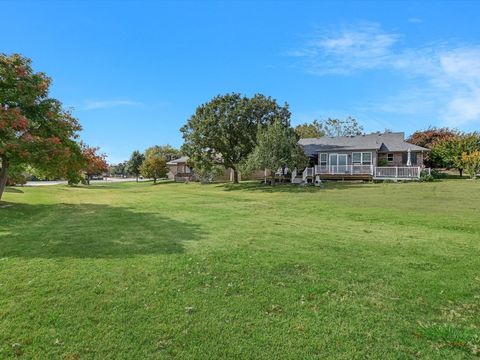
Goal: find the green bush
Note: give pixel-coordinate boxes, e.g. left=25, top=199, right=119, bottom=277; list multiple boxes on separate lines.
left=429, top=168, right=447, bottom=179
left=420, top=170, right=435, bottom=182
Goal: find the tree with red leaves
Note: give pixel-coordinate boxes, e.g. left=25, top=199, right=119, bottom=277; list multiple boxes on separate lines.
left=82, top=145, right=108, bottom=185
left=407, top=127, right=458, bottom=167
left=0, top=53, right=82, bottom=200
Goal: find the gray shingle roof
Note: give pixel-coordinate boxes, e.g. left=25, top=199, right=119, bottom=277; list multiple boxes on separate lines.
left=166, top=156, right=189, bottom=165
left=298, top=132, right=429, bottom=157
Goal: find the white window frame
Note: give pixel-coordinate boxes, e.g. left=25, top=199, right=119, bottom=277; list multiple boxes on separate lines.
left=352, top=152, right=362, bottom=165
left=319, top=153, right=328, bottom=166
left=352, top=152, right=372, bottom=165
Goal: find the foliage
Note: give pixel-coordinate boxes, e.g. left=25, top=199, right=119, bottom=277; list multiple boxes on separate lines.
left=192, top=163, right=224, bottom=184
left=316, top=117, right=363, bottom=137
left=1, top=181, right=480, bottom=358
left=461, top=150, right=480, bottom=179
left=140, top=155, right=168, bottom=184
left=181, top=93, right=291, bottom=183
left=420, top=170, right=435, bottom=182
left=432, top=133, right=480, bottom=177
left=243, top=121, right=307, bottom=183
left=430, top=168, right=447, bottom=179
left=378, top=158, right=388, bottom=167
left=144, top=145, right=181, bottom=162
left=0, top=53, right=82, bottom=200
left=407, top=127, right=458, bottom=167
left=109, top=161, right=127, bottom=177
left=294, top=120, right=324, bottom=138
left=126, top=150, right=145, bottom=181
left=82, top=145, right=108, bottom=185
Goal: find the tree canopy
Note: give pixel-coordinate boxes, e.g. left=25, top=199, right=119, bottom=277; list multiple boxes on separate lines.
left=244, top=121, right=307, bottom=183
left=180, top=93, right=291, bottom=183
left=144, top=145, right=181, bottom=162
left=407, top=127, right=458, bottom=167
left=126, top=150, right=145, bottom=181
left=140, top=155, right=168, bottom=184
left=0, top=53, right=82, bottom=200
left=294, top=120, right=325, bottom=138
left=82, top=145, right=108, bottom=185
left=432, top=133, right=480, bottom=176
left=317, top=117, right=364, bottom=137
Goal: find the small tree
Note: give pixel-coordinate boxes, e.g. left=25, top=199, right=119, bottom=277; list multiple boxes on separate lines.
left=433, top=133, right=480, bottom=177
left=126, top=150, right=145, bottom=181
left=82, top=145, right=108, bottom=185
left=317, top=117, right=363, bottom=137
left=461, top=151, right=480, bottom=179
left=140, top=155, right=168, bottom=184
left=244, top=121, right=307, bottom=184
left=294, top=120, right=325, bottom=138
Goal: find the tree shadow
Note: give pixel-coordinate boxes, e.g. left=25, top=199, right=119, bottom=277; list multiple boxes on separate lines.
left=219, top=181, right=374, bottom=193
left=4, top=187, right=24, bottom=194
left=0, top=203, right=204, bottom=259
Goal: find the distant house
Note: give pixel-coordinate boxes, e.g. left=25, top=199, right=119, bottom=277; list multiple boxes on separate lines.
left=166, top=156, right=269, bottom=182
left=297, top=132, right=430, bottom=182
left=166, top=156, right=194, bottom=182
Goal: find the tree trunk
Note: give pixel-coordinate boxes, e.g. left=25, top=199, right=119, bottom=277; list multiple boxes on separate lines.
left=0, top=158, right=9, bottom=202
left=86, top=175, right=90, bottom=185
left=232, top=168, right=239, bottom=184
left=136, top=175, right=139, bottom=182
left=459, top=168, right=463, bottom=178
left=154, top=178, right=157, bottom=184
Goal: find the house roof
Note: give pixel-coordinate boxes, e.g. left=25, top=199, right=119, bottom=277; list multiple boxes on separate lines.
left=166, top=156, right=189, bottom=165
left=298, top=132, right=429, bottom=157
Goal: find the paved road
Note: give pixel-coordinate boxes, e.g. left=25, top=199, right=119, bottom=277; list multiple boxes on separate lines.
left=25, top=178, right=145, bottom=186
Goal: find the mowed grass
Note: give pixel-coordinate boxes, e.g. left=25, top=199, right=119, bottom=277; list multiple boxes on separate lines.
left=1, top=180, right=479, bottom=359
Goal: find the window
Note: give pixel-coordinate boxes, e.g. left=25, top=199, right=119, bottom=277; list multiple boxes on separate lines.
left=402, top=152, right=418, bottom=165
left=352, top=152, right=362, bottom=165
left=362, top=152, right=372, bottom=165
left=319, top=153, right=327, bottom=165
left=353, top=152, right=372, bottom=165
left=387, top=153, right=394, bottom=162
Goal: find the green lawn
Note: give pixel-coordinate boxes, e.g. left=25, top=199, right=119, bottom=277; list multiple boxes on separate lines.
left=1, top=180, right=479, bottom=359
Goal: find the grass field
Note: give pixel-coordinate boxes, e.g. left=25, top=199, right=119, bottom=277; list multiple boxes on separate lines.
left=1, top=180, right=479, bottom=359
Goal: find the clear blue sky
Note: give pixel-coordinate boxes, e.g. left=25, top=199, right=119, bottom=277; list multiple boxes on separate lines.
left=2, top=0, right=480, bottom=163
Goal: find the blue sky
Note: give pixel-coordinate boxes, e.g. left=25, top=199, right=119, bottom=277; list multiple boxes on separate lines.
left=2, top=0, right=480, bottom=163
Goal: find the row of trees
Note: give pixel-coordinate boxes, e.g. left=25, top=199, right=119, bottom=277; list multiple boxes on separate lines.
left=407, top=128, right=480, bottom=178
left=0, top=53, right=110, bottom=201
left=180, top=93, right=312, bottom=183
left=110, top=145, right=181, bottom=184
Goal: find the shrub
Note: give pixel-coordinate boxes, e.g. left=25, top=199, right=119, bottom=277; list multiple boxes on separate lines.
left=430, top=168, right=447, bottom=179
left=378, top=158, right=388, bottom=167
left=420, top=170, right=435, bottom=182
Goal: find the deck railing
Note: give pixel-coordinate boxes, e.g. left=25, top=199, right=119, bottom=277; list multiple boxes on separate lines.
left=373, top=166, right=420, bottom=179
left=314, top=164, right=374, bottom=175
left=302, top=167, right=313, bottom=181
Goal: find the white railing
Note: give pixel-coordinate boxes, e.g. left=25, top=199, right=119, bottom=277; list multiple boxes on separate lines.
left=374, top=166, right=420, bottom=179
left=302, top=167, right=314, bottom=181
left=314, top=164, right=374, bottom=175
left=291, top=168, right=297, bottom=182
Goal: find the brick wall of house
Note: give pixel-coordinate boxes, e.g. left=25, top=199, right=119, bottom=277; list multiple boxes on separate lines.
left=378, top=152, right=424, bottom=167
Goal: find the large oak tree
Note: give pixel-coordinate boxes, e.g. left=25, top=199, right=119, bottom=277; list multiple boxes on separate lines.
left=0, top=53, right=82, bottom=201
left=180, top=93, right=291, bottom=183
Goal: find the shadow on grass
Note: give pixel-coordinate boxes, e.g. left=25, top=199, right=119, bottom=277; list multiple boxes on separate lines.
left=219, top=181, right=375, bottom=193
left=4, top=187, right=24, bottom=194
left=0, top=203, right=204, bottom=259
